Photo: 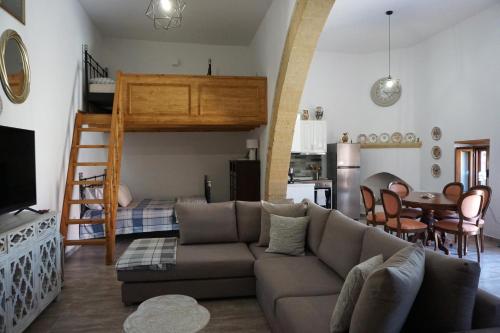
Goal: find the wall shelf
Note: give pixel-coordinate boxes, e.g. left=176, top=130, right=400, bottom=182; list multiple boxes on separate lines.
left=361, top=142, right=422, bottom=149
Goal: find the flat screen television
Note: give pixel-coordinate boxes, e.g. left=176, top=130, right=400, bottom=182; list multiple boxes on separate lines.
left=0, top=125, right=36, bottom=215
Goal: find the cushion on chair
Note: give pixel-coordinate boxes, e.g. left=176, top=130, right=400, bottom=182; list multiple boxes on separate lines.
left=177, top=201, right=238, bottom=244
left=257, top=201, right=307, bottom=247
left=317, top=210, right=367, bottom=279
left=303, top=199, right=331, bottom=255
left=434, top=209, right=459, bottom=219
left=435, top=220, right=480, bottom=233
left=236, top=201, right=262, bottom=243
left=367, top=211, right=386, bottom=223
left=386, top=218, right=427, bottom=231
left=276, top=295, right=339, bottom=333
left=350, top=243, right=425, bottom=333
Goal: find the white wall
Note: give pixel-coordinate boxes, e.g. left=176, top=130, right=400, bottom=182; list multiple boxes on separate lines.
left=0, top=1, right=103, bottom=240
left=99, top=37, right=257, bottom=201
left=249, top=0, right=297, bottom=197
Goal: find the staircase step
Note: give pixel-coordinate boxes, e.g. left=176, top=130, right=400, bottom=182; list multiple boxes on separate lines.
left=79, top=113, right=112, bottom=126
left=65, top=239, right=106, bottom=246
left=67, top=219, right=106, bottom=225
left=69, top=180, right=105, bottom=186
left=78, top=127, right=110, bottom=132
left=75, top=145, right=109, bottom=149
left=74, top=162, right=109, bottom=167
left=68, top=199, right=105, bottom=205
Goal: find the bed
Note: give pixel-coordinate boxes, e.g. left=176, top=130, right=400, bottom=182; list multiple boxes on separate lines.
left=84, top=46, right=115, bottom=112
left=78, top=173, right=212, bottom=239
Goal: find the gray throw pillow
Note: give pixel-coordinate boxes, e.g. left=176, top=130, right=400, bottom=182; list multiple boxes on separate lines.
left=350, top=242, right=425, bottom=333
left=330, top=254, right=383, bottom=333
left=265, top=214, right=310, bottom=256
left=257, top=201, right=307, bottom=247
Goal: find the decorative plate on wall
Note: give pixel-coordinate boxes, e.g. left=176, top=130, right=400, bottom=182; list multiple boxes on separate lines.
left=379, top=133, right=390, bottom=143
left=404, top=132, right=416, bottom=143
left=431, top=127, right=442, bottom=141
left=431, top=164, right=441, bottom=178
left=431, top=146, right=442, bottom=160
left=391, top=132, right=403, bottom=143
left=368, top=133, right=378, bottom=144
left=357, top=134, right=367, bottom=144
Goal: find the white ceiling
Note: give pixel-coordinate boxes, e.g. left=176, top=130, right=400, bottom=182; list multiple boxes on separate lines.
left=78, top=0, right=272, bottom=45
left=317, top=0, right=498, bottom=53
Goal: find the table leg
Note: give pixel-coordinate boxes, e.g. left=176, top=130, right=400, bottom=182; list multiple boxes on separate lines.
left=420, top=209, right=449, bottom=255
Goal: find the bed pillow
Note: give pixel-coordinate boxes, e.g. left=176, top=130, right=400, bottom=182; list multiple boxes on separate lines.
left=176, top=201, right=238, bottom=245
left=118, top=184, right=133, bottom=207
left=83, top=187, right=104, bottom=210
left=257, top=201, right=307, bottom=247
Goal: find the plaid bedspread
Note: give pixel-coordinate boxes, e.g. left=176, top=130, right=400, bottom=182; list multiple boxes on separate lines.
left=116, top=237, right=177, bottom=271
left=79, top=199, right=179, bottom=239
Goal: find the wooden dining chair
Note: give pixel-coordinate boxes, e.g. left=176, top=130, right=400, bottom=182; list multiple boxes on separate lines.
left=387, top=181, right=422, bottom=219
left=464, top=185, right=491, bottom=253
left=435, top=182, right=464, bottom=220
left=360, top=186, right=386, bottom=227
left=433, top=190, right=483, bottom=262
left=380, top=189, right=427, bottom=241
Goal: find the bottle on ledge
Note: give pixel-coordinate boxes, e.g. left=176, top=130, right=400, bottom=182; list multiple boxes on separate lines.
left=207, top=58, right=212, bottom=76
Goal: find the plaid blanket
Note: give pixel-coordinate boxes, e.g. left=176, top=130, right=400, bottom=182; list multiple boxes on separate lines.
left=116, top=237, right=177, bottom=271
left=79, top=199, right=179, bottom=239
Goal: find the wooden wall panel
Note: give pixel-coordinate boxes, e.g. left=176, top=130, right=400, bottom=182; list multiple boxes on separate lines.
left=129, top=84, right=191, bottom=115
left=265, top=0, right=335, bottom=200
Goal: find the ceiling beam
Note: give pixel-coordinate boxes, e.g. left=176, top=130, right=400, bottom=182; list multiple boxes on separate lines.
left=265, top=0, right=335, bottom=200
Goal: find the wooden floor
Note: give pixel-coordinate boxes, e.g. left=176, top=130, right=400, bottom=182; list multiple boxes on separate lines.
left=26, top=235, right=500, bottom=333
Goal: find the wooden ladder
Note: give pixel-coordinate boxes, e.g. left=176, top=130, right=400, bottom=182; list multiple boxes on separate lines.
left=61, top=74, right=124, bottom=265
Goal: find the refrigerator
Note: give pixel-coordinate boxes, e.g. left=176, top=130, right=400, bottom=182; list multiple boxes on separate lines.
left=327, top=143, right=360, bottom=220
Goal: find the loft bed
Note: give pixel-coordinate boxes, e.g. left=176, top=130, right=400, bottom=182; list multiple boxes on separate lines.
left=84, top=46, right=115, bottom=113
left=77, top=173, right=212, bottom=240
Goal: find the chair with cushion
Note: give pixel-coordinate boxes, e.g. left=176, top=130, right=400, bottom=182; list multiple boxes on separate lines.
left=360, top=186, right=386, bottom=227
left=433, top=190, right=483, bottom=262
left=380, top=189, right=428, bottom=241
left=435, top=182, right=464, bottom=220
left=387, top=181, right=422, bottom=219
left=469, top=185, right=492, bottom=253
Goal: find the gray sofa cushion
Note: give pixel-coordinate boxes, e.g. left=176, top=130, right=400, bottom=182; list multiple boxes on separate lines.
left=117, top=243, right=254, bottom=282
left=266, top=215, right=309, bottom=256
left=360, top=226, right=408, bottom=262
left=276, top=295, right=339, bottom=333
left=257, top=201, right=307, bottom=246
left=350, top=243, right=425, bottom=333
left=248, top=242, right=290, bottom=260
left=236, top=201, right=262, bottom=243
left=317, top=210, right=367, bottom=279
left=254, top=256, right=344, bottom=313
left=177, top=201, right=238, bottom=244
left=303, top=199, right=331, bottom=255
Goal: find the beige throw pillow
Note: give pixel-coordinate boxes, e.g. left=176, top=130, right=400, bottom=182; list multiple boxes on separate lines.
left=118, top=184, right=133, bottom=207
left=330, top=254, right=383, bottom=333
left=257, top=201, right=307, bottom=247
left=266, top=214, right=310, bottom=256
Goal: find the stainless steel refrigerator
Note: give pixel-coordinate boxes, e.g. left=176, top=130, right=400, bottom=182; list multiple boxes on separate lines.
left=327, top=143, right=360, bottom=220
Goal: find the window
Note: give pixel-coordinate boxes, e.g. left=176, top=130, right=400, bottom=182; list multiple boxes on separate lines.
left=454, top=139, right=489, bottom=191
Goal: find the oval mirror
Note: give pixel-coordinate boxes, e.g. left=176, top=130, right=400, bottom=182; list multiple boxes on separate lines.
left=0, top=29, right=30, bottom=103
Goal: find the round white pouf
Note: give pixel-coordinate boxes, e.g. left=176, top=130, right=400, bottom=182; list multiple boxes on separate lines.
left=123, top=295, right=210, bottom=333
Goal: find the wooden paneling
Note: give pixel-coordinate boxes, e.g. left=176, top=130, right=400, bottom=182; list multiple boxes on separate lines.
left=118, top=74, right=267, bottom=131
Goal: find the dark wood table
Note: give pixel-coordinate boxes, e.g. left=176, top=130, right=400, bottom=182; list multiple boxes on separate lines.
left=402, top=191, right=459, bottom=254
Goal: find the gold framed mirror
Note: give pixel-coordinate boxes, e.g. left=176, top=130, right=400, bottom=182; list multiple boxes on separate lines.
left=0, top=29, right=30, bottom=104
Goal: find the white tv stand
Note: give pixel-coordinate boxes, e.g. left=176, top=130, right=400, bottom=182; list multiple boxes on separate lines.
left=0, top=211, right=62, bottom=333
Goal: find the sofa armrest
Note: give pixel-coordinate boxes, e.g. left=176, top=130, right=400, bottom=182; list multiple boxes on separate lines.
left=472, top=289, right=500, bottom=329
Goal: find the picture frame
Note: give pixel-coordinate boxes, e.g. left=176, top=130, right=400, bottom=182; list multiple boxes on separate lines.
left=0, top=0, right=25, bottom=25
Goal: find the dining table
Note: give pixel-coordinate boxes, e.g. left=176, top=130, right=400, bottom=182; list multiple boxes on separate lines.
left=402, top=191, right=460, bottom=254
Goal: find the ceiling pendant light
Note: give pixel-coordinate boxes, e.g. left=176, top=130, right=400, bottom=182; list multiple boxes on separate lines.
left=370, top=10, right=402, bottom=107
left=146, top=0, right=186, bottom=31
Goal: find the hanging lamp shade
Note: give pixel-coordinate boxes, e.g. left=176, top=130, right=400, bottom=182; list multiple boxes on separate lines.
left=146, top=0, right=186, bottom=30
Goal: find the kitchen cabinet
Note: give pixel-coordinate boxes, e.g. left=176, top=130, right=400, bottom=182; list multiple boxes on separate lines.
left=291, top=115, right=327, bottom=154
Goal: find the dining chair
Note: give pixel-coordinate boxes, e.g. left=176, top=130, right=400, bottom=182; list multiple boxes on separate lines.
left=360, top=186, right=386, bottom=227
left=435, top=182, right=464, bottom=220
left=387, top=181, right=422, bottom=219
left=380, top=189, right=427, bottom=241
left=433, top=190, right=483, bottom=262
left=461, top=185, right=491, bottom=253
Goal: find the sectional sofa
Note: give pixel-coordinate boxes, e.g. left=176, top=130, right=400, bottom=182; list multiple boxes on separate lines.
left=117, top=200, right=500, bottom=332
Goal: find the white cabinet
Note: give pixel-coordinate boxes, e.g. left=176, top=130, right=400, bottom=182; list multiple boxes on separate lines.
left=286, top=183, right=315, bottom=203
left=291, top=116, right=327, bottom=154
left=0, top=212, right=61, bottom=333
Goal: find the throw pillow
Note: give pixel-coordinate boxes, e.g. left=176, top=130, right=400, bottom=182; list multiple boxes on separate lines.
left=330, top=254, right=383, bottom=333
left=257, top=201, right=307, bottom=247
left=265, top=214, right=310, bottom=256
left=349, top=242, right=425, bottom=333
left=118, top=184, right=133, bottom=207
